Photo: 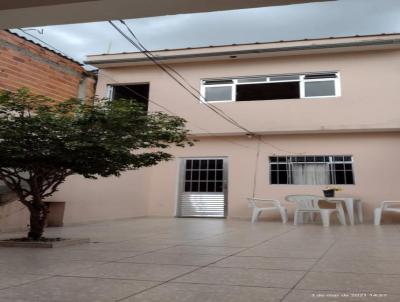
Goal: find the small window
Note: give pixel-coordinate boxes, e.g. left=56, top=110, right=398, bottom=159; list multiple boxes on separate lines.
left=236, top=82, right=300, bottom=101
left=304, top=80, right=336, bottom=98
left=204, top=86, right=232, bottom=102
left=201, top=71, right=340, bottom=102
left=269, top=155, right=355, bottom=185
left=108, top=84, right=150, bottom=111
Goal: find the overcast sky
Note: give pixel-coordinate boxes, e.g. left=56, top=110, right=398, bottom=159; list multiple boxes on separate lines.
left=11, top=0, right=400, bottom=66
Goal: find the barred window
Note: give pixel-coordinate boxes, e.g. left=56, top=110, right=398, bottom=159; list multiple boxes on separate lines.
left=269, top=155, right=355, bottom=185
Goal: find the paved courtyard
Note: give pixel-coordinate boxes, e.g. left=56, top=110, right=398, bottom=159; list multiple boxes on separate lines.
left=0, top=218, right=400, bottom=301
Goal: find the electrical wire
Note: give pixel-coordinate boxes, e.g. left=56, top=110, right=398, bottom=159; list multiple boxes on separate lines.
left=118, top=19, right=256, bottom=135
left=113, top=20, right=306, bottom=155
left=17, top=29, right=76, bottom=61
left=99, top=71, right=257, bottom=150
left=17, top=24, right=304, bottom=155
left=109, top=20, right=254, bottom=135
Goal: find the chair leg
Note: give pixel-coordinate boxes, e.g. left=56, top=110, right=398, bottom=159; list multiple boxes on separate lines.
left=356, top=202, right=363, bottom=224
left=320, top=210, right=331, bottom=227
left=294, top=210, right=299, bottom=226
left=374, top=208, right=382, bottom=226
left=279, top=207, right=288, bottom=224
left=298, top=211, right=304, bottom=224
left=251, top=208, right=260, bottom=224
left=336, top=205, right=346, bottom=225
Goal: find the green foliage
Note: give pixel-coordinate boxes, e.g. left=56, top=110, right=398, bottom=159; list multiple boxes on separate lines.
left=0, top=88, right=193, bottom=183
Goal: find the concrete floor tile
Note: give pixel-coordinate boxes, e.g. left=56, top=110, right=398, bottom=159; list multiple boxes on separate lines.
left=120, top=283, right=289, bottom=302
left=0, top=259, right=106, bottom=276
left=2, top=219, right=400, bottom=302
left=237, top=246, right=326, bottom=258
left=0, top=274, right=48, bottom=290
left=312, top=258, right=400, bottom=274
left=159, top=245, right=244, bottom=256
left=66, top=241, right=173, bottom=252
left=282, top=290, right=400, bottom=302
left=65, top=262, right=199, bottom=281
left=212, top=256, right=316, bottom=270
left=118, top=252, right=225, bottom=266
left=0, top=276, right=158, bottom=302
left=174, top=267, right=305, bottom=288
left=297, top=272, right=400, bottom=294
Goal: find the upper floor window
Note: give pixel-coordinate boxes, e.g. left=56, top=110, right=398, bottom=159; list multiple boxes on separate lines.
left=201, top=72, right=340, bottom=103
left=106, top=83, right=150, bottom=111
left=269, top=155, right=354, bottom=185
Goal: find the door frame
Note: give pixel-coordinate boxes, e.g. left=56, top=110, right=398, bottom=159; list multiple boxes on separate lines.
left=176, top=156, right=228, bottom=218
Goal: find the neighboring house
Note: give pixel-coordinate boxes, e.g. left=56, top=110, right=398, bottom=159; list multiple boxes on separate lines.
left=0, top=30, right=96, bottom=100
left=70, top=33, right=400, bottom=223
left=0, top=29, right=96, bottom=231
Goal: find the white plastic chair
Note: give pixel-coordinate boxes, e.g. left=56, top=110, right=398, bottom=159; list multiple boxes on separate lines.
left=374, top=201, right=400, bottom=225
left=247, top=198, right=288, bottom=224
left=285, top=195, right=346, bottom=227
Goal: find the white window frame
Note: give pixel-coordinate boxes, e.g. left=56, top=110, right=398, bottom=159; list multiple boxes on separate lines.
left=106, top=84, right=114, bottom=100
left=269, top=155, right=355, bottom=186
left=200, top=83, right=235, bottom=103
left=300, top=73, right=341, bottom=99
left=106, top=82, right=151, bottom=102
left=200, top=72, right=341, bottom=103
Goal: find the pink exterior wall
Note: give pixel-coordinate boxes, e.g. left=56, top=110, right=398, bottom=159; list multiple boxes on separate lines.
left=4, top=37, right=400, bottom=232
left=145, top=133, right=400, bottom=222
left=0, top=202, right=29, bottom=232
left=95, top=48, right=400, bottom=135
left=1, top=169, right=151, bottom=232
left=53, top=169, right=150, bottom=225
left=81, top=41, right=400, bottom=224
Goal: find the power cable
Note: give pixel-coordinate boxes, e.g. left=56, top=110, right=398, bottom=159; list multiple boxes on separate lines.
left=114, top=20, right=304, bottom=155
left=17, top=29, right=76, bottom=62
left=118, top=19, right=254, bottom=134
left=96, top=71, right=256, bottom=150
left=16, top=25, right=303, bottom=155
left=109, top=20, right=254, bottom=135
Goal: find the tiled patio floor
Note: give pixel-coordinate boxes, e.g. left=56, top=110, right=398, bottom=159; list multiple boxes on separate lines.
left=1, top=218, right=400, bottom=301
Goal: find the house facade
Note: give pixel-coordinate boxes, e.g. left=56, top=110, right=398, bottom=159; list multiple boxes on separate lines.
left=53, top=34, right=400, bottom=225
left=3, top=34, right=400, bottom=232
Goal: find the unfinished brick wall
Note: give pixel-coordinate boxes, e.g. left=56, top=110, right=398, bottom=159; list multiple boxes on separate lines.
left=0, top=30, right=96, bottom=101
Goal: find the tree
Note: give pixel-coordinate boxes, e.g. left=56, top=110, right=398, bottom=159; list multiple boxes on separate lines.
left=0, top=88, right=193, bottom=240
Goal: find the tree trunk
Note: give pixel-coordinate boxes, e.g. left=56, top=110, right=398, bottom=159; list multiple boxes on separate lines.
left=27, top=203, right=48, bottom=240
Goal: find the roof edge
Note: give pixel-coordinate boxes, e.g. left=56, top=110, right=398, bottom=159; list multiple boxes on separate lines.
left=86, top=35, right=400, bottom=66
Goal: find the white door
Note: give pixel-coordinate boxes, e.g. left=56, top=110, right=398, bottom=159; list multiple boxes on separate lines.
left=177, top=158, right=228, bottom=218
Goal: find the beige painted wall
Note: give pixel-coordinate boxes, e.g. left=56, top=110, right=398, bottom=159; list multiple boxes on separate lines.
left=0, top=169, right=151, bottom=232
left=0, top=201, right=29, bottom=232
left=2, top=131, right=399, bottom=232
left=146, top=132, right=400, bottom=223
left=96, top=48, right=400, bottom=135
left=52, top=169, right=150, bottom=225
left=3, top=42, right=400, bottom=232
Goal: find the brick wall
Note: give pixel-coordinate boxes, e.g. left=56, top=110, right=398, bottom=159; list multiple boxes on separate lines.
left=0, top=30, right=96, bottom=101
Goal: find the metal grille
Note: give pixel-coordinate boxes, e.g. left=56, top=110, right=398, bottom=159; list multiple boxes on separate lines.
left=178, top=158, right=227, bottom=218
left=270, top=155, right=355, bottom=185
left=179, top=193, right=225, bottom=217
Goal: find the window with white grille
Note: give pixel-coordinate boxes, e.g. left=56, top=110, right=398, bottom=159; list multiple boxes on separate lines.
left=269, top=155, right=354, bottom=185
left=201, top=72, right=340, bottom=102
